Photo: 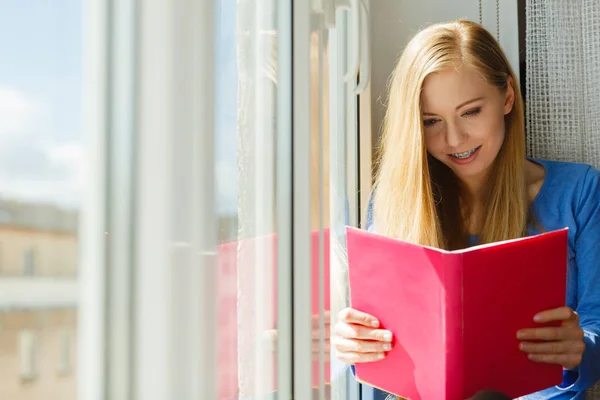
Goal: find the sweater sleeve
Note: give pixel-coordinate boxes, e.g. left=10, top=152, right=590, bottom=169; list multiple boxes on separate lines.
left=558, top=166, right=600, bottom=390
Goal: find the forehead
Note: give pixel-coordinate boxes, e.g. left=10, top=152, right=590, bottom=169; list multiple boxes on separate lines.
left=421, top=66, right=493, bottom=111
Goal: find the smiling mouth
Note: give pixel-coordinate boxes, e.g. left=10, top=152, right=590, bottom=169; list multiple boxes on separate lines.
left=450, top=146, right=481, bottom=159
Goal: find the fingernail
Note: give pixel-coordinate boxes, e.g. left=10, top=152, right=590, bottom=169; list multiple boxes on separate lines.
left=519, top=343, right=525, bottom=351
left=371, top=320, right=379, bottom=328
left=533, top=314, right=542, bottom=322
left=528, top=354, right=535, bottom=360
left=517, top=331, right=526, bottom=339
left=377, top=353, right=384, bottom=359
left=383, top=344, right=391, bottom=351
left=383, top=332, right=392, bottom=342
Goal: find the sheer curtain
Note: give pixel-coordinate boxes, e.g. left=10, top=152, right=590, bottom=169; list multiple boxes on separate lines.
left=525, top=0, right=600, bottom=168
left=525, top=1, right=600, bottom=397
left=234, top=0, right=278, bottom=397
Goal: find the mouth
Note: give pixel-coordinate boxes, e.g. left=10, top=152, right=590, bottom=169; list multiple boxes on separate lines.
left=449, top=146, right=481, bottom=160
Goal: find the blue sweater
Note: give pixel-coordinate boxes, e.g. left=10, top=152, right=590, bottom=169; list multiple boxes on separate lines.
left=358, top=159, right=600, bottom=399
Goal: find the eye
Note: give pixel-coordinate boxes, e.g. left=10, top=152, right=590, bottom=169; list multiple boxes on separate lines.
left=423, top=118, right=439, bottom=127
left=462, top=107, right=481, bottom=117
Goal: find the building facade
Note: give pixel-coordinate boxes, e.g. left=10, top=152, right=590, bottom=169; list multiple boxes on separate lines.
left=0, top=199, right=78, bottom=400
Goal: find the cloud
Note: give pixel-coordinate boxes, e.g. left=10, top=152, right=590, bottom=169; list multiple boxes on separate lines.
left=0, top=87, right=42, bottom=135
left=0, top=86, right=82, bottom=208
left=215, top=158, right=238, bottom=215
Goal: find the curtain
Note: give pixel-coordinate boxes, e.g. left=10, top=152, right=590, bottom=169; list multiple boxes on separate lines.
left=525, top=1, right=600, bottom=397
left=525, top=0, right=600, bottom=168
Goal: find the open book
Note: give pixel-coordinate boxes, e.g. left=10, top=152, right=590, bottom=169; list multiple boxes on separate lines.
left=346, top=226, right=568, bottom=400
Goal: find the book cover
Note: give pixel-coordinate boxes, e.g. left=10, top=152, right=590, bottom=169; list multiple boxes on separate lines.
left=346, top=226, right=568, bottom=399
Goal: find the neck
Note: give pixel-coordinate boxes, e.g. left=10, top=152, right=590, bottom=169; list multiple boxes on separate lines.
left=459, top=173, right=488, bottom=205
left=457, top=166, right=495, bottom=236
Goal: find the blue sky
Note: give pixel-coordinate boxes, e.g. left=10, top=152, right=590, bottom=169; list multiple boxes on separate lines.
left=215, top=0, right=239, bottom=216
left=0, top=0, right=83, bottom=208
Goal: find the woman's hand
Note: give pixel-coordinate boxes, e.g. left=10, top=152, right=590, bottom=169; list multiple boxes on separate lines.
left=333, top=307, right=393, bottom=364
left=517, top=306, right=585, bottom=370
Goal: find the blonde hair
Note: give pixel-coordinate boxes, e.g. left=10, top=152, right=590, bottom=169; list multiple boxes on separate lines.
left=373, top=19, right=527, bottom=250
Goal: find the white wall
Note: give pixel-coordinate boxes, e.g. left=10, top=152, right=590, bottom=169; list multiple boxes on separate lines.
left=368, top=0, right=520, bottom=144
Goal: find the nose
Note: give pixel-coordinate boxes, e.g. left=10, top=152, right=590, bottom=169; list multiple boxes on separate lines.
left=444, top=122, right=466, bottom=149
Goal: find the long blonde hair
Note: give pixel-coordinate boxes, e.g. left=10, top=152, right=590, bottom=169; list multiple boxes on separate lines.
left=373, top=20, right=527, bottom=250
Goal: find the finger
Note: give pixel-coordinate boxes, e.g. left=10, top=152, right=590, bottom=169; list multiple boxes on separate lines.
left=534, top=307, right=578, bottom=323
left=332, top=337, right=392, bottom=353
left=337, top=307, right=380, bottom=328
left=527, top=353, right=583, bottom=369
left=519, top=340, right=585, bottom=354
left=517, top=326, right=583, bottom=341
left=335, top=351, right=385, bottom=364
left=334, top=322, right=392, bottom=342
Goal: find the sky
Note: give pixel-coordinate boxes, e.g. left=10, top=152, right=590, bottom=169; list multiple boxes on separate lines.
left=0, top=0, right=83, bottom=209
left=215, top=0, right=239, bottom=216
left=0, top=0, right=238, bottom=214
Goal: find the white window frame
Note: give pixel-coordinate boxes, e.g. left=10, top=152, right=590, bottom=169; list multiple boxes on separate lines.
left=291, top=1, right=314, bottom=398
left=328, top=1, right=373, bottom=398
left=134, top=0, right=217, bottom=399
left=79, top=0, right=109, bottom=399
left=80, top=0, right=137, bottom=399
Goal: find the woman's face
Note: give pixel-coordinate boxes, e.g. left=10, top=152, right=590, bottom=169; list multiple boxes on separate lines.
left=421, top=66, right=514, bottom=188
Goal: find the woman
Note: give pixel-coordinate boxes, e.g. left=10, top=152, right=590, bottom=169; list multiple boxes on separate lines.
left=333, top=20, right=600, bottom=399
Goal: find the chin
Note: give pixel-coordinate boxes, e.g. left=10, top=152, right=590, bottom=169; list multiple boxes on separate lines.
left=452, top=167, right=486, bottom=179
left=453, top=159, right=494, bottom=180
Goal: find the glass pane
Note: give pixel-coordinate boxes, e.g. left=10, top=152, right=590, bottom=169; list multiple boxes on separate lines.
left=0, top=1, right=81, bottom=399
left=214, top=0, right=239, bottom=396
left=215, top=0, right=279, bottom=398
left=214, top=1, right=333, bottom=398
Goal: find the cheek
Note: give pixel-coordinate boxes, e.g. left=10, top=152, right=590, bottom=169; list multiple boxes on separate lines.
left=424, top=134, right=443, bottom=155
left=468, top=113, right=505, bottom=142
left=487, top=116, right=506, bottom=144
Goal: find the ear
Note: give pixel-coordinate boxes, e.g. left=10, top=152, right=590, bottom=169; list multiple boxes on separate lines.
left=504, top=76, right=515, bottom=115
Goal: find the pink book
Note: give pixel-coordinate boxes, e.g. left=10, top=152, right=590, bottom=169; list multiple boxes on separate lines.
left=346, top=226, right=568, bottom=400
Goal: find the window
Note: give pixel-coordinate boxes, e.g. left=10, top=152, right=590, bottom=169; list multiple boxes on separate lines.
left=21, top=248, right=36, bottom=277
left=214, top=0, right=280, bottom=396
left=76, top=0, right=367, bottom=398
left=18, top=330, right=37, bottom=381
left=212, top=1, right=364, bottom=398
left=58, top=329, right=72, bottom=375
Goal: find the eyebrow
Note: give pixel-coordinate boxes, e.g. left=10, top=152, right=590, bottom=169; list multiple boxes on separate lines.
left=422, top=97, right=484, bottom=116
